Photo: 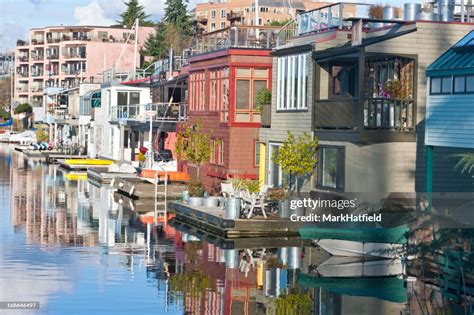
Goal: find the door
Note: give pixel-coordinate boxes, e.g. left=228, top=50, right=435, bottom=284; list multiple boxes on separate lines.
left=268, top=143, right=282, bottom=187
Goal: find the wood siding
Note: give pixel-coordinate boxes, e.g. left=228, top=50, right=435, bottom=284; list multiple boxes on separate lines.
left=426, top=93, right=474, bottom=149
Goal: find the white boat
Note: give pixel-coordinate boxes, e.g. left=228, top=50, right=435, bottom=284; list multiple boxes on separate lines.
left=316, top=256, right=404, bottom=277
left=315, top=239, right=405, bottom=258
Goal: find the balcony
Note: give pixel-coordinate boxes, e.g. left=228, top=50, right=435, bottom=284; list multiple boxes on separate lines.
left=111, top=102, right=188, bottom=122
left=17, top=71, right=29, bottom=78
left=18, top=56, right=29, bottom=63
left=194, top=25, right=279, bottom=55
left=314, top=98, right=415, bottom=142
left=32, top=55, right=44, bottom=62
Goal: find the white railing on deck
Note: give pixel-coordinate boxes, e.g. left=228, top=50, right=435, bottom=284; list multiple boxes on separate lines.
left=110, top=102, right=188, bottom=122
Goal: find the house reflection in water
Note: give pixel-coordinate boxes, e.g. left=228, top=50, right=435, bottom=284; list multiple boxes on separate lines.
left=6, top=148, right=469, bottom=314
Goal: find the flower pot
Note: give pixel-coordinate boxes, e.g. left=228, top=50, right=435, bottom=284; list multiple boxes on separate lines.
left=290, top=197, right=306, bottom=216
left=225, top=197, right=241, bottom=219
left=203, top=196, right=219, bottom=208
left=278, top=200, right=291, bottom=218
left=187, top=197, right=203, bottom=207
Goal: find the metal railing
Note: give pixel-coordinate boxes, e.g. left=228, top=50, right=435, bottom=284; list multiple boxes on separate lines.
left=364, top=98, right=414, bottom=130
left=314, top=97, right=415, bottom=131
left=111, top=102, right=188, bottom=122
left=276, top=2, right=369, bottom=47
left=195, top=25, right=279, bottom=55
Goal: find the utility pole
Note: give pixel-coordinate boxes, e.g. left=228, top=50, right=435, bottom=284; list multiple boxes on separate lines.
left=133, top=18, right=139, bottom=79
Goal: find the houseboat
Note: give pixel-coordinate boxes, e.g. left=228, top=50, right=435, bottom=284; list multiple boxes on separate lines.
left=425, top=30, right=474, bottom=192
left=185, top=25, right=278, bottom=190
left=259, top=2, right=474, bottom=196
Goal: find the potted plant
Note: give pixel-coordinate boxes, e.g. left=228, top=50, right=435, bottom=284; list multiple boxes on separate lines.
left=255, top=87, right=271, bottom=127
left=274, top=131, right=318, bottom=215
left=369, top=4, right=384, bottom=28
left=267, top=187, right=290, bottom=218
left=202, top=190, right=220, bottom=208
left=187, top=180, right=205, bottom=207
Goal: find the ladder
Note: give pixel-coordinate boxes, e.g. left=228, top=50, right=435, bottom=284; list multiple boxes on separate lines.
left=154, top=168, right=168, bottom=225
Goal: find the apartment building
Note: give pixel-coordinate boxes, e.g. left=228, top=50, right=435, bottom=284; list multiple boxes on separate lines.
left=194, top=0, right=337, bottom=32
left=14, top=25, right=154, bottom=121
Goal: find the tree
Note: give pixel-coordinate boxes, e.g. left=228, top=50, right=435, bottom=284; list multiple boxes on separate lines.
left=14, top=103, right=32, bottom=115
left=455, top=153, right=474, bottom=174
left=0, top=77, right=12, bottom=110
left=266, top=19, right=290, bottom=26
left=117, top=0, right=154, bottom=28
left=175, top=121, right=212, bottom=178
left=274, top=131, right=318, bottom=196
left=144, top=22, right=169, bottom=59
left=164, top=0, right=193, bottom=35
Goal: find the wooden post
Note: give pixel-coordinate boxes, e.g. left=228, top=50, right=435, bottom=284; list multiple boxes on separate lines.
left=425, top=145, right=433, bottom=212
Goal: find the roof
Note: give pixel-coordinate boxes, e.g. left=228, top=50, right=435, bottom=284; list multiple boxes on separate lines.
left=427, top=30, right=474, bottom=77
left=313, top=27, right=416, bottom=62
left=253, top=0, right=305, bottom=9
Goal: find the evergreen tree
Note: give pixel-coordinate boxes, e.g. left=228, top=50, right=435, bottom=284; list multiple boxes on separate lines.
left=117, top=0, right=154, bottom=28
left=143, top=22, right=168, bottom=59
left=164, top=0, right=193, bottom=35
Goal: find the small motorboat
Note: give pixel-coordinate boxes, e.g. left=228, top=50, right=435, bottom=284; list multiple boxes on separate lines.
left=315, top=256, right=404, bottom=277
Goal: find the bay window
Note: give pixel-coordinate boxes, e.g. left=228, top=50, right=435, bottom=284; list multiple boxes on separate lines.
left=276, top=53, right=308, bottom=111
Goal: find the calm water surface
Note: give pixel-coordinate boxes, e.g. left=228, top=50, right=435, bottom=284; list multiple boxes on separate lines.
left=0, top=144, right=467, bottom=315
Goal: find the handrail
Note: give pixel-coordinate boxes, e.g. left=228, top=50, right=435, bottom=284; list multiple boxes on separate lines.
left=111, top=102, right=188, bottom=122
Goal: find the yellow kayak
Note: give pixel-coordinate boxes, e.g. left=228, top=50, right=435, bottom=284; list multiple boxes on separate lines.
left=64, top=173, right=88, bottom=180
left=64, top=159, right=114, bottom=166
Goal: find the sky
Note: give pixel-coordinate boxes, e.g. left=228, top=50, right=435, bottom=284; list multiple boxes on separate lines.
left=0, top=0, right=423, bottom=52
left=0, top=0, right=203, bottom=51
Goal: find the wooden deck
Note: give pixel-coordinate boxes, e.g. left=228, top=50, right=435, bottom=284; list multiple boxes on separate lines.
left=169, top=202, right=304, bottom=238
left=170, top=218, right=310, bottom=249
left=113, top=177, right=186, bottom=200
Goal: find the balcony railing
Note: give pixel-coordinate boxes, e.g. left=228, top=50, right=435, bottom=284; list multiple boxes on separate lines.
left=111, top=102, right=188, bottom=122
left=18, top=56, right=29, bottom=62
left=364, top=98, right=414, bottom=130
left=314, top=98, right=359, bottom=130
left=32, top=55, right=44, bottom=61
left=17, top=72, right=29, bottom=78
left=314, top=98, right=415, bottom=131
left=194, top=26, right=279, bottom=55
left=276, top=2, right=369, bottom=47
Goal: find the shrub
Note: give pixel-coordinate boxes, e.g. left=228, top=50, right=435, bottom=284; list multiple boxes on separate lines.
left=0, top=108, right=10, bottom=120
left=14, top=103, right=32, bottom=115
left=187, top=179, right=204, bottom=197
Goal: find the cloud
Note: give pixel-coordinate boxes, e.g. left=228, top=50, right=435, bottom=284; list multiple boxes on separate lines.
left=74, top=1, right=116, bottom=26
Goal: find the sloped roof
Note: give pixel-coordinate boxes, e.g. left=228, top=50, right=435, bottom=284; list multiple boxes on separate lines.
left=427, top=30, right=474, bottom=76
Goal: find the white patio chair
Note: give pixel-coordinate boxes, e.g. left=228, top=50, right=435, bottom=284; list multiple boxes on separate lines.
left=241, top=189, right=267, bottom=219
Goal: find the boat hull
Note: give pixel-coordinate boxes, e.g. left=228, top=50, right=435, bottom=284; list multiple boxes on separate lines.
left=315, top=239, right=404, bottom=258
left=317, top=256, right=404, bottom=277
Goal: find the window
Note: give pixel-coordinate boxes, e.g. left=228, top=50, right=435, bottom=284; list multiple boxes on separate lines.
left=211, top=139, right=224, bottom=165
left=317, top=147, right=344, bottom=191
left=254, top=141, right=260, bottom=168
left=211, top=10, right=216, bottom=19
left=454, top=76, right=465, bottom=93
left=467, top=75, right=474, bottom=92
left=276, top=53, right=308, bottom=110
left=430, top=76, right=453, bottom=95
left=430, top=77, right=441, bottom=94
left=441, top=76, right=452, bottom=94
left=221, top=9, right=226, bottom=18
left=220, top=22, right=226, bottom=29
left=210, top=23, right=216, bottom=31
left=189, top=71, right=206, bottom=111
left=330, top=64, right=356, bottom=97
left=234, top=67, right=269, bottom=123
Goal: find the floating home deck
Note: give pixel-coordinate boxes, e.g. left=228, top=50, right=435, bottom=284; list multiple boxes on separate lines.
left=170, top=218, right=310, bottom=249
left=169, top=202, right=304, bottom=238
left=113, top=177, right=186, bottom=199
left=57, top=159, right=112, bottom=171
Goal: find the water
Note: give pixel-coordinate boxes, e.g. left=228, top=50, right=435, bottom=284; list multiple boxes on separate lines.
left=0, top=144, right=469, bottom=315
